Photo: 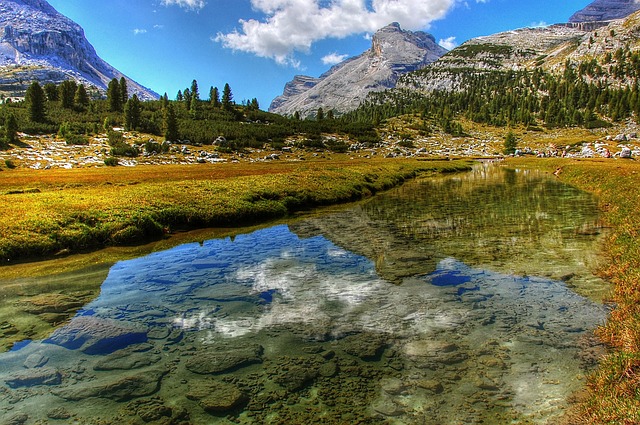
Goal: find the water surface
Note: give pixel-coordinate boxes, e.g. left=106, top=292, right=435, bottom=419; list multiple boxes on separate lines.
left=0, top=164, right=609, bottom=424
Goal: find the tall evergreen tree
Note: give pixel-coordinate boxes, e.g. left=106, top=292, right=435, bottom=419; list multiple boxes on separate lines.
left=107, top=78, right=122, bottom=112
left=222, top=83, right=233, bottom=110
left=4, top=113, right=18, bottom=145
left=176, top=90, right=183, bottom=102
left=59, top=80, right=77, bottom=109
left=316, top=107, right=324, bottom=121
left=183, top=88, right=192, bottom=108
left=162, top=92, right=169, bottom=109
left=190, top=80, right=200, bottom=102
left=44, top=83, right=58, bottom=102
left=25, top=81, right=46, bottom=123
left=209, top=86, right=220, bottom=107
left=119, top=77, right=128, bottom=104
left=74, top=84, right=89, bottom=109
left=124, top=94, right=142, bottom=131
left=163, top=102, right=179, bottom=142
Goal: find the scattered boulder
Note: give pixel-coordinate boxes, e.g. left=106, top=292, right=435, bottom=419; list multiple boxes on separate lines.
left=620, top=146, right=632, bottom=158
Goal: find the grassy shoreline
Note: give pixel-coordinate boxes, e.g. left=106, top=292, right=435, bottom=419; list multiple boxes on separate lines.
left=0, top=158, right=472, bottom=264
left=505, top=157, right=640, bottom=424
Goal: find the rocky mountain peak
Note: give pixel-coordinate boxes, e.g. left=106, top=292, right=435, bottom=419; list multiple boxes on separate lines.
left=269, top=23, right=446, bottom=117
left=0, top=0, right=157, bottom=99
left=570, top=0, right=640, bottom=23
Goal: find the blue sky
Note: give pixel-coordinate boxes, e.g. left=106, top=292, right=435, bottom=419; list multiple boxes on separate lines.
left=46, top=0, right=592, bottom=109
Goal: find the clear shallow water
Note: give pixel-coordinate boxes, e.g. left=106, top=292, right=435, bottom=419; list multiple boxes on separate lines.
left=0, top=164, right=609, bottom=424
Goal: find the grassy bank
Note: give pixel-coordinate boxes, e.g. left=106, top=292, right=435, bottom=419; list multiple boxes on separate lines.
left=0, top=158, right=471, bottom=263
left=506, top=157, right=640, bottom=424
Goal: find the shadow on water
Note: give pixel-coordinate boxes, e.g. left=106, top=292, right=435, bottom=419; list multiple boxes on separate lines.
left=0, top=163, right=610, bottom=424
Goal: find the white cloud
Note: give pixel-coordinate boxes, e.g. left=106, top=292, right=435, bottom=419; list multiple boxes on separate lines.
left=321, top=52, right=349, bottom=65
left=133, top=28, right=148, bottom=35
left=438, top=36, right=457, bottom=50
left=161, top=0, right=206, bottom=11
left=215, top=0, right=456, bottom=66
left=529, top=21, right=548, bottom=28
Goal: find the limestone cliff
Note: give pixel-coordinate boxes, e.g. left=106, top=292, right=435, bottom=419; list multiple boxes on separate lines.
left=570, top=0, right=640, bottom=23
left=269, top=23, right=447, bottom=117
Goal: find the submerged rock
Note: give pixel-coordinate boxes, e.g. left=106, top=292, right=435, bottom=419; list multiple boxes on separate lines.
left=186, top=380, right=248, bottom=413
left=94, top=343, right=160, bottom=371
left=5, top=367, right=61, bottom=388
left=45, top=316, right=148, bottom=355
left=53, top=368, right=167, bottom=402
left=185, top=343, right=263, bottom=375
left=337, top=333, right=387, bottom=361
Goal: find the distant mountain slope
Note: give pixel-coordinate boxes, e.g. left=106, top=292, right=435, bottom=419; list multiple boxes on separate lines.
left=269, top=23, right=447, bottom=118
left=398, top=10, right=640, bottom=95
left=0, top=0, right=158, bottom=99
left=570, top=0, right=640, bottom=23
left=397, top=25, right=588, bottom=92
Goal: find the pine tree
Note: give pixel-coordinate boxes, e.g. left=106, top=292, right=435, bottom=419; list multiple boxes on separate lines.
left=249, top=98, right=259, bottom=110
left=190, top=80, right=200, bottom=102
left=119, top=77, right=128, bottom=104
left=504, top=131, right=517, bottom=155
left=74, top=84, right=89, bottom=110
left=25, top=81, right=46, bottom=123
left=124, top=94, right=141, bottom=131
left=44, top=83, right=58, bottom=101
left=4, top=113, right=18, bottom=145
left=176, top=90, right=183, bottom=102
left=316, top=107, right=324, bottom=121
left=162, top=93, right=169, bottom=109
left=59, top=80, right=77, bottom=109
left=222, top=83, right=233, bottom=110
left=209, top=86, right=220, bottom=107
left=107, top=78, right=122, bottom=112
left=163, top=102, right=179, bottom=142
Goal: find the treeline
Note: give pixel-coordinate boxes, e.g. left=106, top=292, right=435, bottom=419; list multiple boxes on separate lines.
left=344, top=54, right=640, bottom=132
left=0, top=78, right=378, bottom=152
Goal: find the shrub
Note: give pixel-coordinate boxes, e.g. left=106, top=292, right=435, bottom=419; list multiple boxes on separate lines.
left=110, top=142, right=139, bottom=157
left=104, top=157, right=119, bottom=166
left=64, top=134, right=90, bottom=145
left=107, top=130, right=124, bottom=147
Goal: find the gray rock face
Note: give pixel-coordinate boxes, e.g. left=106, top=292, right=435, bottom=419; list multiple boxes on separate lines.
left=0, top=0, right=158, bottom=99
left=570, top=0, right=640, bottom=23
left=269, top=22, right=447, bottom=117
